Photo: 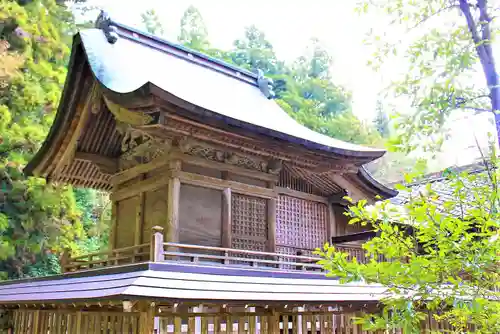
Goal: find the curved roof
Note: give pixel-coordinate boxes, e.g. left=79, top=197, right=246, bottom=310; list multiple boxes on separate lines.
left=80, top=25, right=384, bottom=159
left=24, top=19, right=396, bottom=199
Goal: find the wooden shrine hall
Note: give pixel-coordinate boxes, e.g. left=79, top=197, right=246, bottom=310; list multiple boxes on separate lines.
left=0, top=11, right=401, bottom=333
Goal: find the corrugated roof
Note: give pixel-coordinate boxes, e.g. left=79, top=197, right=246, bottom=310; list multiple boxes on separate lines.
left=0, top=262, right=387, bottom=303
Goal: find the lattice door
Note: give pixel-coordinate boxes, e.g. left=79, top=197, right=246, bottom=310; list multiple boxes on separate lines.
left=276, top=195, right=328, bottom=267
left=231, top=194, right=267, bottom=264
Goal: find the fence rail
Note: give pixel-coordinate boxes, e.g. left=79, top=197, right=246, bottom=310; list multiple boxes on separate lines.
left=62, top=226, right=370, bottom=273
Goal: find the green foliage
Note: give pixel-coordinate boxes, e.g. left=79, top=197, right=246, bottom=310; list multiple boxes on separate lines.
left=319, top=150, right=500, bottom=332
left=178, top=5, right=210, bottom=51
left=0, top=0, right=92, bottom=279
left=373, top=100, right=390, bottom=138
left=357, top=0, right=498, bottom=152
left=141, top=9, right=164, bottom=36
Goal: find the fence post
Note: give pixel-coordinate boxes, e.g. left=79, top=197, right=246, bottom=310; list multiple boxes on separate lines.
left=150, top=226, right=164, bottom=262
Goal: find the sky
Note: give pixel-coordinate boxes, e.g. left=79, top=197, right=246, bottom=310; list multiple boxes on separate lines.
left=79, top=0, right=498, bottom=171
left=80, top=0, right=386, bottom=118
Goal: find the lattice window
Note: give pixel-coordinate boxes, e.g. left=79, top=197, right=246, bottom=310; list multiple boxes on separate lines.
left=231, top=194, right=267, bottom=265
left=276, top=195, right=328, bottom=251
left=231, top=194, right=267, bottom=243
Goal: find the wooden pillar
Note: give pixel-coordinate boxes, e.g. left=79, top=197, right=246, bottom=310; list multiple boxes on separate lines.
left=221, top=187, right=232, bottom=249
left=110, top=199, right=118, bottom=251
left=327, top=202, right=337, bottom=240
left=138, top=302, right=156, bottom=334
left=134, top=176, right=146, bottom=247
left=267, top=182, right=277, bottom=253
left=31, top=310, right=40, bottom=334
left=269, top=308, right=280, bottom=333
left=166, top=160, right=181, bottom=245
left=75, top=311, right=83, bottom=334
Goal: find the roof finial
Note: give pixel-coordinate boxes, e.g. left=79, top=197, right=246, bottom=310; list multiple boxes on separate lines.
left=257, top=69, right=275, bottom=99
left=95, top=10, right=118, bottom=44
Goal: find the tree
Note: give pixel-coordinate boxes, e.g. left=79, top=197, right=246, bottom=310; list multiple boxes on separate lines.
left=357, top=0, right=500, bottom=152
left=319, top=149, right=500, bottom=331
left=229, top=25, right=283, bottom=75
left=0, top=0, right=87, bottom=279
left=373, top=100, right=390, bottom=138
left=293, top=38, right=332, bottom=81
left=178, top=5, right=210, bottom=50
left=141, top=9, right=165, bottom=36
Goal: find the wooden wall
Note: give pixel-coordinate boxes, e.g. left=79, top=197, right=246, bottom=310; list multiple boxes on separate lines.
left=143, top=186, right=168, bottom=244
left=179, top=185, right=222, bottom=247
left=115, top=196, right=138, bottom=248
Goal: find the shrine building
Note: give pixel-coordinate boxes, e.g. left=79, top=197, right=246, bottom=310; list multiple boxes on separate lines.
left=0, top=12, right=402, bottom=334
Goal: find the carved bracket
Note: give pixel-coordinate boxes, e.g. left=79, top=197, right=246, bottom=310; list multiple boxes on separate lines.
left=118, top=127, right=171, bottom=170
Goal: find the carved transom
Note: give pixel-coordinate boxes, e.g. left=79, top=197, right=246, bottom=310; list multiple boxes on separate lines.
left=178, top=138, right=281, bottom=174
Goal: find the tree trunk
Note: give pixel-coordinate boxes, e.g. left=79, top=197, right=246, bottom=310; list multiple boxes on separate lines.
left=459, top=0, right=500, bottom=145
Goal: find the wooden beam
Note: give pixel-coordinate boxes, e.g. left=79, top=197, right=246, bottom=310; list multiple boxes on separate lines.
left=111, top=154, right=170, bottom=186
left=174, top=171, right=277, bottom=199
left=267, top=182, right=277, bottom=253
left=52, top=82, right=97, bottom=176
left=221, top=187, right=232, bottom=249
left=166, top=160, right=181, bottom=244
left=170, top=150, right=278, bottom=182
left=330, top=174, right=367, bottom=203
left=111, top=148, right=278, bottom=187
left=74, top=152, right=118, bottom=174
left=331, top=231, right=377, bottom=244
left=327, top=203, right=336, bottom=240
left=276, top=187, right=329, bottom=204
left=134, top=186, right=145, bottom=247
left=109, top=183, right=118, bottom=251
left=110, top=172, right=172, bottom=202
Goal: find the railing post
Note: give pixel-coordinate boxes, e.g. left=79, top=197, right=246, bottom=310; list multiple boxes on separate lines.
left=150, top=226, right=164, bottom=262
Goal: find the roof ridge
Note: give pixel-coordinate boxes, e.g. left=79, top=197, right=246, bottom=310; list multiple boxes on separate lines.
left=94, top=11, right=276, bottom=98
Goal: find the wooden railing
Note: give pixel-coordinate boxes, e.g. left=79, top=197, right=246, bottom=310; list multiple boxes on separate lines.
left=162, top=242, right=324, bottom=271
left=62, top=243, right=151, bottom=272
left=62, top=226, right=374, bottom=273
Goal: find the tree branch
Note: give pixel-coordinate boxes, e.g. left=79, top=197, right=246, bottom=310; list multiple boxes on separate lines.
left=409, top=4, right=459, bottom=30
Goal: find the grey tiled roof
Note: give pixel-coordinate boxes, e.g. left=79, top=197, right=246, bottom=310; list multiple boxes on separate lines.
left=390, top=162, right=492, bottom=216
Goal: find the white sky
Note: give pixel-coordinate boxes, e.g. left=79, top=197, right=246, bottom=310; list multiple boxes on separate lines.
left=80, top=0, right=499, bottom=171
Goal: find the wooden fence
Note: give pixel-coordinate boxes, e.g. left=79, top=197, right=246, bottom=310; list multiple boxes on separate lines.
left=155, top=310, right=369, bottom=334
left=62, top=226, right=368, bottom=273
left=7, top=308, right=467, bottom=333
left=10, top=309, right=140, bottom=333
